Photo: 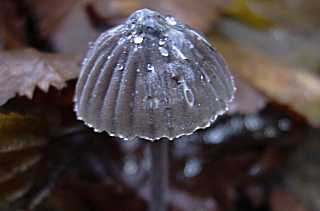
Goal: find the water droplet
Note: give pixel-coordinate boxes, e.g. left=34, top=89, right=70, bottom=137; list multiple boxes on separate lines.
left=184, top=158, right=202, bottom=178
left=118, top=37, right=126, bottom=44
left=144, top=96, right=160, bottom=110
left=159, top=38, right=167, bottom=46
left=82, top=58, right=89, bottom=66
left=94, top=128, right=103, bottom=133
left=147, top=64, right=155, bottom=72
left=86, top=123, right=94, bottom=128
left=183, top=84, right=195, bottom=107
left=115, top=64, right=124, bottom=71
left=88, top=42, right=94, bottom=48
left=165, top=16, right=177, bottom=25
left=127, top=35, right=133, bottom=40
left=138, top=16, right=143, bottom=22
left=159, top=47, right=169, bottom=56
left=133, top=35, right=144, bottom=44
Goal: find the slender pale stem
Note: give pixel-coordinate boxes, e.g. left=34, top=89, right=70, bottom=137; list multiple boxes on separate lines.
left=150, top=139, right=169, bottom=211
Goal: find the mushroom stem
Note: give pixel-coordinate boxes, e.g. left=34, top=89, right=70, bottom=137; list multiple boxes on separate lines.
left=150, top=139, right=169, bottom=211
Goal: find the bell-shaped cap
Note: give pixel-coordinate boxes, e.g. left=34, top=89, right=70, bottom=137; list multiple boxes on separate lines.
left=74, top=9, right=236, bottom=141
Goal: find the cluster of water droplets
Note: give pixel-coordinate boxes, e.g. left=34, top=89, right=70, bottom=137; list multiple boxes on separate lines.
left=156, top=36, right=171, bottom=58
left=159, top=46, right=169, bottom=57
left=75, top=8, right=236, bottom=141
left=165, top=16, right=177, bottom=26
left=133, top=34, right=144, bottom=44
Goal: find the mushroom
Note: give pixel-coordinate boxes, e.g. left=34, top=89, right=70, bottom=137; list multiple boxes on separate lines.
left=74, top=9, right=235, bottom=211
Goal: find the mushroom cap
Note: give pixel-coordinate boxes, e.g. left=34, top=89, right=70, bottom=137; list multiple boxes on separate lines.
left=74, top=9, right=235, bottom=141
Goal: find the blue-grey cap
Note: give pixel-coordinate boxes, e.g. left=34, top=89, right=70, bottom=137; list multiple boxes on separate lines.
left=74, top=9, right=236, bottom=141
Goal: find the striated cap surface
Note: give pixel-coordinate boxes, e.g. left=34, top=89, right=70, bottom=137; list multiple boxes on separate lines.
left=74, top=9, right=236, bottom=141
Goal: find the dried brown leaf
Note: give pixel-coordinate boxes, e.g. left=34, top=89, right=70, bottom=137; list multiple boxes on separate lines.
left=52, top=2, right=100, bottom=54
left=0, top=48, right=79, bottom=106
left=141, top=0, right=227, bottom=32
left=229, top=76, right=267, bottom=114
left=26, top=0, right=80, bottom=39
left=216, top=39, right=320, bottom=127
left=89, top=0, right=228, bottom=32
left=0, top=1, right=29, bottom=48
left=52, top=0, right=227, bottom=55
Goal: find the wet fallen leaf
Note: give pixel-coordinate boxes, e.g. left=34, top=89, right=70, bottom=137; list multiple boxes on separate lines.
left=0, top=148, right=42, bottom=183
left=0, top=48, right=79, bottom=106
left=0, top=113, right=48, bottom=152
left=0, top=105, right=301, bottom=210
left=0, top=173, right=32, bottom=203
left=216, top=39, right=320, bottom=127
left=0, top=114, right=46, bottom=204
left=0, top=113, right=86, bottom=209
